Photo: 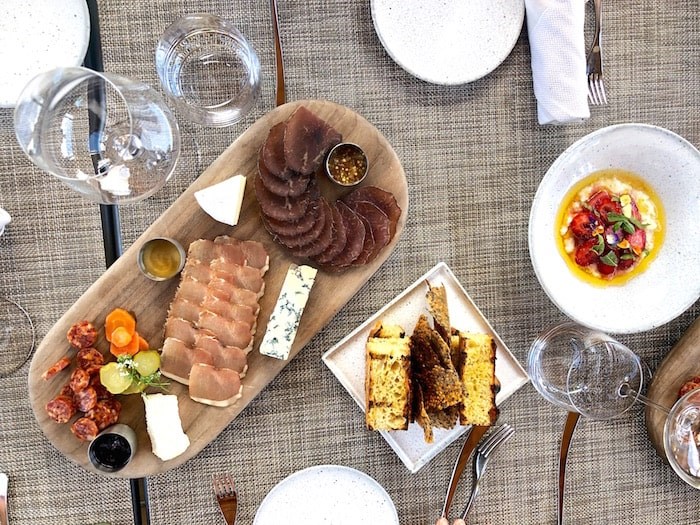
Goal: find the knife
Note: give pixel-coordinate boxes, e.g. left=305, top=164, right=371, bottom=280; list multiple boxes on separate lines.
left=441, top=425, right=489, bottom=519
left=557, top=412, right=581, bottom=525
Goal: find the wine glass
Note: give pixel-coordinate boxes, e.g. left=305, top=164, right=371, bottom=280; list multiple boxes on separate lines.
left=13, top=67, right=180, bottom=205
left=0, top=297, right=36, bottom=377
left=528, top=321, right=645, bottom=420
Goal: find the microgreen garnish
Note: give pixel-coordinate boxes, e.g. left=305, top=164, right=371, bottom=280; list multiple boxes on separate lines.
left=591, top=234, right=605, bottom=255
left=620, top=253, right=636, bottom=261
left=600, top=251, right=619, bottom=266
left=116, top=355, right=169, bottom=390
left=607, top=212, right=646, bottom=232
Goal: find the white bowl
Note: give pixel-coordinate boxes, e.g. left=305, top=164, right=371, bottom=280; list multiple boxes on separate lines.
left=529, top=124, right=700, bottom=334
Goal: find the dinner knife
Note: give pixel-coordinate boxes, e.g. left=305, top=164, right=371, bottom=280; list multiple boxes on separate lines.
left=557, top=412, right=581, bottom=525
left=441, top=425, right=489, bottom=519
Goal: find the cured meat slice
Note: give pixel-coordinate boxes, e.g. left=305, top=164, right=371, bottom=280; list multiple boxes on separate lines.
left=211, top=264, right=265, bottom=296
left=214, top=236, right=270, bottom=272
left=200, top=295, right=258, bottom=325
left=347, top=200, right=391, bottom=263
left=258, top=153, right=310, bottom=198
left=208, top=279, right=260, bottom=310
left=161, top=338, right=215, bottom=384
left=193, top=335, right=248, bottom=373
left=314, top=202, right=348, bottom=264
left=283, top=106, right=342, bottom=176
left=290, top=199, right=335, bottom=258
left=164, top=317, right=197, bottom=346
left=73, top=386, right=98, bottom=412
left=42, top=356, right=71, bottom=380
left=344, top=186, right=402, bottom=237
left=46, top=395, right=77, bottom=423
left=262, top=199, right=321, bottom=238
left=267, top=198, right=327, bottom=249
left=261, top=121, right=293, bottom=179
left=198, top=311, right=254, bottom=350
left=71, top=417, right=99, bottom=441
left=329, top=201, right=366, bottom=267
left=168, top=298, right=201, bottom=323
left=255, top=174, right=316, bottom=223
left=86, top=399, right=121, bottom=431
left=76, top=347, right=104, bottom=375
left=189, top=363, right=243, bottom=407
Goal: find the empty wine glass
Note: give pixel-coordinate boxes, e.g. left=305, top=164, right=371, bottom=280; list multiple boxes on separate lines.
left=528, top=321, right=644, bottom=420
left=13, top=67, right=180, bottom=204
left=0, top=297, right=35, bottom=377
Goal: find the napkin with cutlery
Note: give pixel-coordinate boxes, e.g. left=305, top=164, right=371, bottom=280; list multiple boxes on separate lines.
left=525, top=0, right=589, bottom=125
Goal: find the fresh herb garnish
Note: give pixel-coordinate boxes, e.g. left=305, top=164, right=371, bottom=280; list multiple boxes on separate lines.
left=607, top=212, right=646, bottom=232
left=620, top=253, right=636, bottom=261
left=591, top=234, right=605, bottom=255
left=600, top=251, right=619, bottom=267
left=116, top=355, right=169, bottom=390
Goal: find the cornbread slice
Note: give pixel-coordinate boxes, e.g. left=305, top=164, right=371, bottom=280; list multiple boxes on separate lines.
left=451, top=331, right=499, bottom=426
left=365, top=321, right=412, bottom=431
left=426, top=282, right=450, bottom=343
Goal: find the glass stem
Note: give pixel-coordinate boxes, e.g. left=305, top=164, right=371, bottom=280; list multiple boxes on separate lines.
left=618, top=382, right=671, bottom=415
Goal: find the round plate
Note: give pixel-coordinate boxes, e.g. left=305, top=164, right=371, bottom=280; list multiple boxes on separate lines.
left=254, top=465, right=399, bottom=524
left=529, top=124, right=700, bottom=334
left=0, top=0, right=90, bottom=107
left=371, top=0, right=524, bottom=85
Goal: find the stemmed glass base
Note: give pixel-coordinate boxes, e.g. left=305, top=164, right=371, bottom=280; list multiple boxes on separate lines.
left=0, top=297, right=36, bottom=377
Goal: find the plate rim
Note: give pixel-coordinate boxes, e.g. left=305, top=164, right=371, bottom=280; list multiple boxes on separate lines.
left=528, top=122, right=700, bottom=334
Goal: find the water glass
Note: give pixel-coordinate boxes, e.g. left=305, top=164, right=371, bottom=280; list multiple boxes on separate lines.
left=664, top=388, right=700, bottom=489
left=156, top=13, right=261, bottom=127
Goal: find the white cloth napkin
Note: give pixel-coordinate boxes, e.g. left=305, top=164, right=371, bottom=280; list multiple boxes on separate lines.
left=525, top=0, right=590, bottom=125
left=0, top=207, right=11, bottom=235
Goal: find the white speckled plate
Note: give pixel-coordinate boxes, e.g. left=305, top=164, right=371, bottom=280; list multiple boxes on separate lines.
left=322, top=262, right=529, bottom=473
left=254, top=465, right=399, bottom=524
left=0, top=0, right=90, bottom=107
left=371, top=0, right=525, bottom=85
left=529, top=124, right=700, bottom=334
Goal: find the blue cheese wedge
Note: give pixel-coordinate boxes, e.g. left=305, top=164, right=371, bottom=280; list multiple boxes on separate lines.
left=142, top=393, right=190, bottom=461
left=194, top=174, right=246, bottom=226
left=260, top=264, right=318, bottom=360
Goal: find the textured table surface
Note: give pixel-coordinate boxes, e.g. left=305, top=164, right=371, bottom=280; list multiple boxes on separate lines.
left=0, top=1, right=698, bottom=524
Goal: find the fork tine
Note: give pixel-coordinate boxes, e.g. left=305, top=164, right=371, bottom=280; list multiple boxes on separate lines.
left=479, top=424, right=513, bottom=456
left=482, top=425, right=514, bottom=457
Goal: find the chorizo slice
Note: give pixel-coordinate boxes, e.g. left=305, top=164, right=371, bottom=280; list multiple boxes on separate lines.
left=86, top=399, right=122, bottom=431
left=69, top=367, right=90, bottom=392
left=70, top=417, right=99, bottom=441
left=46, top=395, right=77, bottom=424
left=42, top=356, right=71, bottom=380
left=74, top=386, right=98, bottom=412
left=66, top=320, right=98, bottom=349
left=76, top=347, right=105, bottom=375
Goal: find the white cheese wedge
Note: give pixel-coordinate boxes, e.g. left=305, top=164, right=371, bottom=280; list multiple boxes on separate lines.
left=142, top=393, right=190, bottom=461
left=194, top=174, right=246, bottom=226
left=260, top=264, right=318, bottom=360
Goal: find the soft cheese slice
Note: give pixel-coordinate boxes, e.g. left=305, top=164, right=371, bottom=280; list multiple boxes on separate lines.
left=194, top=174, right=247, bottom=226
left=260, top=264, right=318, bottom=360
left=142, top=393, right=190, bottom=461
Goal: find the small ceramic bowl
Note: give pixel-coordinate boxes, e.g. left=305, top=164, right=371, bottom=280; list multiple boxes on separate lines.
left=325, top=143, right=368, bottom=187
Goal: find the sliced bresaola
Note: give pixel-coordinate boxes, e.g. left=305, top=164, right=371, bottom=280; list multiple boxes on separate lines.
left=314, top=202, right=348, bottom=264
left=343, top=186, right=402, bottom=238
left=328, top=201, right=366, bottom=268
left=347, top=200, right=391, bottom=263
left=262, top=199, right=321, bottom=238
left=257, top=153, right=310, bottom=198
left=290, top=198, right=334, bottom=258
left=254, top=174, right=317, bottom=223
left=264, top=198, right=327, bottom=249
left=261, top=121, right=293, bottom=179
left=283, top=106, right=342, bottom=176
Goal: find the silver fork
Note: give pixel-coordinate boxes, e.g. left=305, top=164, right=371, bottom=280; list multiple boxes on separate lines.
left=586, top=0, right=607, bottom=105
left=460, top=424, right=516, bottom=519
left=212, top=473, right=238, bottom=525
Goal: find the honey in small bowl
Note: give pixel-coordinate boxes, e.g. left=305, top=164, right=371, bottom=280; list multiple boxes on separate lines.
left=138, top=237, right=185, bottom=281
left=325, top=142, right=368, bottom=186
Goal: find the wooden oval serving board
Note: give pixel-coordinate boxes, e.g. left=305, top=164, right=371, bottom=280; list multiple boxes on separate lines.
left=27, top=100, right=409, bottom=477
left=645, top=315, right=700, bottom=458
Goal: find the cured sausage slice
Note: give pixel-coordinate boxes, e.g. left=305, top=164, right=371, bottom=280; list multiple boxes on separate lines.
left=315, top=202, right=348, bottom=264
left=329, top=202, right=366, bottom=268
left=76, top=347, right=105, bottom=375
left=42, top=356, right=71, bottom=380
left=347, top=200, right=391, bottom=263
left=74, top=386, right=98, bottom=412
left=290, top=199, right=335, bottom=258
left=66, top=320, right=97, bottom=349
left=343, top=186, right=402, bottom=238
left=255, top=174, right=318, bottom=223
left=69, top=367, right=90, bottom=392
left=86, top=399, right=121, bottom=430
left=71, top=417, right=99, bottom=441
left=46, top=395, right=77, bottom=424
left=261, top=121, right=294, bottom=179
left=283, top=106, right=342, bottom=176
left=257, top=154, right=311, bottom=198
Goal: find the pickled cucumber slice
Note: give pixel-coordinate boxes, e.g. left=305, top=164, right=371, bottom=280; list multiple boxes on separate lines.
left=121, top=380, right=147, bottom=395
left=99, top=362, right=132, bottom=394
left=132, top=350, right=161, bottom=377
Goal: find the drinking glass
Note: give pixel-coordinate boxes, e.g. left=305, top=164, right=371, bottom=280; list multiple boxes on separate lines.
left=528, top=321, right=644, bottom=420
left=664, top=389, right=700, bottom=488
left=14, top=67, right=180, bottom=205
left=0, top=297, right=35, bottom=377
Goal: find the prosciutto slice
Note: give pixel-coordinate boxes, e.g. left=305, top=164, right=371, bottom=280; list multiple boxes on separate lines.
left=188, top=363, right=243, bottom=407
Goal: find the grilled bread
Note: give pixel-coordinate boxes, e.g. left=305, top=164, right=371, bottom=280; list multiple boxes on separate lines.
left=451, top=330, right=499, bottom=426
left=365, top=321, right=412, bottom=431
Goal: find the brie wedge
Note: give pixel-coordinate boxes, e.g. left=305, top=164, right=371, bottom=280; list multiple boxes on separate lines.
left=142, top=393, right=190, bottom=461
left=194, top=174, right=247, bottom=226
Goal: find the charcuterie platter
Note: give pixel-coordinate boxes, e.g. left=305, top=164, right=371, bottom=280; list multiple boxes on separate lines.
left=27, top=99, right=409, bottom=477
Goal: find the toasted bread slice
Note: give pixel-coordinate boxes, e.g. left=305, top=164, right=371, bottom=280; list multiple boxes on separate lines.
left=451, top=331, right=499, bottom=426
left=365, top=321, right=412, bottom=431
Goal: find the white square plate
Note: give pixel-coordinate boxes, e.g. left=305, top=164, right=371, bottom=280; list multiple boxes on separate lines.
left=322, top=262, right=529, bottom=473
